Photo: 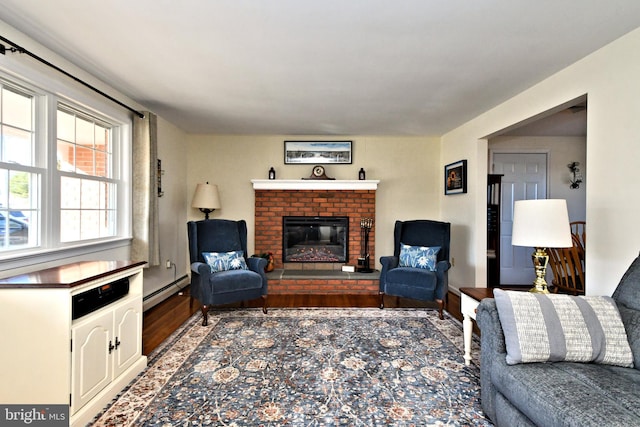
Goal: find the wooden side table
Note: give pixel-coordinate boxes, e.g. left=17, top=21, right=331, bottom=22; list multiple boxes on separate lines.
left=460, top=287, right=495, bottom=365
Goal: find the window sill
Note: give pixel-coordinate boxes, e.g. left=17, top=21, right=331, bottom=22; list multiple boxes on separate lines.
left=0, top=237, right=133, bottom=277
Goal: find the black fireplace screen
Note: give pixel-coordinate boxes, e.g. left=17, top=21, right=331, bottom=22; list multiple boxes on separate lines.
left=282, top=216, right=348, bottom=263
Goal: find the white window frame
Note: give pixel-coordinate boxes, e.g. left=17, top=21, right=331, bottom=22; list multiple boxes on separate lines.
left=0, top=66, right=132, bottom=270
left=0, top=80, right=43, bottom=248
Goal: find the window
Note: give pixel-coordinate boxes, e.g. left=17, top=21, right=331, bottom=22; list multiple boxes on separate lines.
left=57, top=106, right=117, bottom=242
left=0, top=84, right=40, bottom=250
left=0, top=73, right=128, bottom=258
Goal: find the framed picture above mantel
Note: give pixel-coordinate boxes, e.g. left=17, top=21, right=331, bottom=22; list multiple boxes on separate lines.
left=445, top=159, right=467, bottom=195
left=284, top=140, right=352, bottom=164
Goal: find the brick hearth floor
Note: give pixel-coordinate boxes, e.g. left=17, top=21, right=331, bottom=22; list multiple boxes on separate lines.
left=266, top=269, right=380, bottom=295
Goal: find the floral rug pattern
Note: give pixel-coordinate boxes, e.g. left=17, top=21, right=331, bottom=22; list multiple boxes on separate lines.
left=92, top=308, right=489, bottom=426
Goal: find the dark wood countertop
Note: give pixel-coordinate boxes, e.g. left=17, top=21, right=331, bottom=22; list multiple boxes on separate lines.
left=460, top=287, right=495, bottom=301
left=0, top=260, right=147, bottom=289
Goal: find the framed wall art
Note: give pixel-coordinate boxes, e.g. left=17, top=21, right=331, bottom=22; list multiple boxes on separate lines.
left=284, top=140, right=352, bottom=164
left=444, top=159, right=467, bottom=195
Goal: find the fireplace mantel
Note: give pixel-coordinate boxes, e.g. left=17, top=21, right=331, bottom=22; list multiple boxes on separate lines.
left=251, top=179, right=380, bottom=190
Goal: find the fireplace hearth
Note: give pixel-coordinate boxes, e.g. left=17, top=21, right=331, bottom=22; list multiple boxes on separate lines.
left=283, top=216, right=348, bottom=263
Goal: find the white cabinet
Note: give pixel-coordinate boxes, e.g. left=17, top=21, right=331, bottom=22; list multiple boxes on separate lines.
left=71, top=297, right=143, bottom=412
left=0, top=261, right=147, bottom=427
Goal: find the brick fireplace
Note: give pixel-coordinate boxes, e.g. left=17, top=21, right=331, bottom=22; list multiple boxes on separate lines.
left=252, top=179, right=379, bottom=294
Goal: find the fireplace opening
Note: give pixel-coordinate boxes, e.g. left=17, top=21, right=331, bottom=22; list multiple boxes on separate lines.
left=283, top=216, right=348, bottom=263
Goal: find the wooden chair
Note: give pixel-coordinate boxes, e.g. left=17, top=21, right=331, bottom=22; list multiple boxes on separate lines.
left=570, top=221, right=586, bottom=252
left=548, top=245, right=585, bottom=295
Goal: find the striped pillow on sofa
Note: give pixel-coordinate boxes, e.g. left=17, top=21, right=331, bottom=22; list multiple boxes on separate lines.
left=493, top=289, right=634, bottom=367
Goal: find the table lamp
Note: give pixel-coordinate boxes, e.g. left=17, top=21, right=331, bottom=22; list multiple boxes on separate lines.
left=511, top=199, right=573, bottom=293
left=191, top=182, right=221, bottom=220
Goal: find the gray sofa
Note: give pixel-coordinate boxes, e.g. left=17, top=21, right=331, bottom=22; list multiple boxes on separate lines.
left=477, top=255, right=640, bottom=426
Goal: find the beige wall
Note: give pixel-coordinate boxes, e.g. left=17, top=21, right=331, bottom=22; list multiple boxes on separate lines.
left=142, top=117, right=189, bottom=304
left=186, top=135, right=441, bottom=269
left=442, top=27, right=640, bottom=296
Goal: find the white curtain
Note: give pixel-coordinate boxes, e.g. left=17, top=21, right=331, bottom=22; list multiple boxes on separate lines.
left=131, top=112, right=160, bottom=266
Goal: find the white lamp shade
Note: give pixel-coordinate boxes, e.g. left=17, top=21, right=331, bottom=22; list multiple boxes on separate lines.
left=512, top=199, right=573, bottom=248
left=191, top=183, right=221, bottom=210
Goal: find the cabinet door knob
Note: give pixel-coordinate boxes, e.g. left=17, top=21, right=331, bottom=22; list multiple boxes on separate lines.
left=115, top=337, right=121, bottom=350
left=108, top=341, right=115, bottom=354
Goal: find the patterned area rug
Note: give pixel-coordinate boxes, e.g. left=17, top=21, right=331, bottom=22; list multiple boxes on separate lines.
left=92, top=308, right=490, bottom=426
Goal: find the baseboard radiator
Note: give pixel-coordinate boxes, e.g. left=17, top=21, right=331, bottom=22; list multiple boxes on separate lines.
left=143, top=274, right=189, bottom=311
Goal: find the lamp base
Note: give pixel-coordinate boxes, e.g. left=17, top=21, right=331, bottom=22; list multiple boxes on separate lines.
left=529, top=247, right=551, bottom=294
left=529, top=282, right=550, bottom=294
left=199, top=208, right=215, bottom=220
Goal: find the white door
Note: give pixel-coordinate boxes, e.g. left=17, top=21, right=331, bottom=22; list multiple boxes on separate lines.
left=113, top=299, right=143, bottom=377
left=493, top=153, right=548, bottom=285
left=71, top=310, right=113, bottom=413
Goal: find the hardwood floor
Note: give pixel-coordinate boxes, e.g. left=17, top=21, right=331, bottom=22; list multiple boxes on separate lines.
left=142, top=289, right=199, bottom=355
left=142, top=287, right=441, bottom=355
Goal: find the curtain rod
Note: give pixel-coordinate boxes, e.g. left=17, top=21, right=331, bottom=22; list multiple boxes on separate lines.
left=0, top=35, right=145, bottom=119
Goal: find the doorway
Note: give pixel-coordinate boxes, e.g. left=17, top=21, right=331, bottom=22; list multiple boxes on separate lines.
left=486, top=97, right=587, bottom=286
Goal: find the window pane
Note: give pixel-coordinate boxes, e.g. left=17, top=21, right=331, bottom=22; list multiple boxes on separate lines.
left=95, top=150, right=107, bottom=178
left=95, top=124, right=110, bottom=152
left=1, top=86, right=34, bottom=167
left=57, top=106, right=112, bottom=178
left=80, top=210, right=100, bottom=240
left=61, top=177, right=80, bottom=209
left=0, top=211, right=29, bottom=248
left=95, top=124, right=111, bottom=179
left=60, top=210, right=80, bottom=242
left=9, top=170, right=30, bottom=206
left=57, top=109, right=75, bottom=142
left=76, top=145, right=94, bottom=175
left=0, top=168, right=8, bottom=208
left=100, top=210, right=116, bottom=237
left=98, top=181, right=109, bottom=209
left=60, top=177, right=115, bottom=242
left=2, top=87, right=32, bottom=130
left=3, top=126, right=33, bottom=165
left=0, top=168, right=39, bottom=250
left=76, top=116, right=94, bottom=148
left=57, top=140, right=75, bottom=172
left=10, top=209, right=34, bottom=225
left=80, top=179, right=99, bottom=208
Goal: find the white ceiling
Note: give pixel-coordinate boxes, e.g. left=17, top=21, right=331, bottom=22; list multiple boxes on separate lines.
left=0, top=1, right=639, bottom=136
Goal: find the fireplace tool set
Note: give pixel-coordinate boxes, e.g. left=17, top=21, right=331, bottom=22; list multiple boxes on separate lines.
left=358, top=217, right=374, bottom=273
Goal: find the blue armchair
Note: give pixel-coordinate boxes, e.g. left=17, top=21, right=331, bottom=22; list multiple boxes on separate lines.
left=187, top=219, right=268, bottom=326
left=379, top=220, right=451, bottom=319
